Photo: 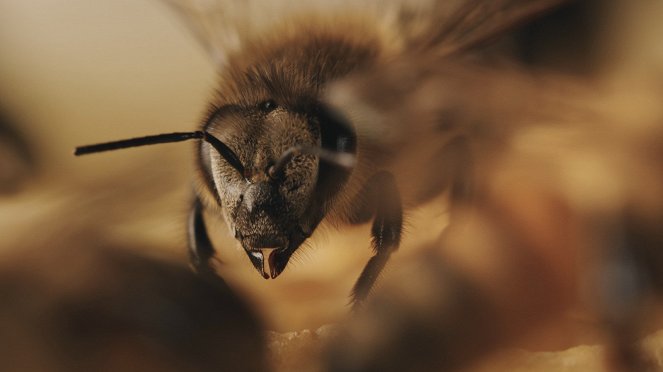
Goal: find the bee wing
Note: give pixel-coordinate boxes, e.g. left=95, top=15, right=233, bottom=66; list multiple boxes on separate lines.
left=159, top=0, right=411, bottom=67
left=410, top=0, right=573, bottom=56
left=160, top=0, right=246, bottom=66
left=326, top=0, right=578, bottom=149
left=162, top=0, right=570, bottom=66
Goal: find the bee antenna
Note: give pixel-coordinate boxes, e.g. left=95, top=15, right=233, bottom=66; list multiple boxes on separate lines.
left=74, top=130, right=245, bottom=175
left=199, top=131, right=245, bottom=175
left=74, top=132, right=203, bottom=156
left=268, top=145, right=355, bottom=179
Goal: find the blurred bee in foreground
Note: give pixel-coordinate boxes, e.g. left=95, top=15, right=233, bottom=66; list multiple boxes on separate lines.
left=75, top=0, right=573, bottom=306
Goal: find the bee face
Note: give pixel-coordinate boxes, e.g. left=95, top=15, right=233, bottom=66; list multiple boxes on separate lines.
left=200, top=100, right=321, bottom=276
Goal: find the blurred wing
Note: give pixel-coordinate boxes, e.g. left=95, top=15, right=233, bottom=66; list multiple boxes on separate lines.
left=160, top=0, right=248, bottom=66
left=325, top=0, right=579, bottom=145
left=410, top=0, right=573, bottom=56
left=160, top=0, right=399, bottom=67
left=160, top=0, right=379, bottom=66
left=161, top=0, right=572, bottom=66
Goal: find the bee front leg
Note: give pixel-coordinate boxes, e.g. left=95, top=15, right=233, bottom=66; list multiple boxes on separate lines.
left=351, top=171, right=403, bottom=308
left=187, top=197, right=216, bottom=275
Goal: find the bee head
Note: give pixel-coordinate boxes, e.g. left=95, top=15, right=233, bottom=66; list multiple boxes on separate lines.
left=200, top=101, right=355, bottom=279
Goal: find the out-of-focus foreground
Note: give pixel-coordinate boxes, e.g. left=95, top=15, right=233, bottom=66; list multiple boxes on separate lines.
left=0, top=1, right=662, bottom=371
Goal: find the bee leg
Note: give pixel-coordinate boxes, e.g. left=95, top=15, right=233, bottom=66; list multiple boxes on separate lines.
left=187, top=197, right=217, bottom=275
left=351, top=171, right=403, bottom=308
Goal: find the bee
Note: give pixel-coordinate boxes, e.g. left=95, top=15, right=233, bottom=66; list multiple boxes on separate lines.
left=74, top=0, right=572, bottom=306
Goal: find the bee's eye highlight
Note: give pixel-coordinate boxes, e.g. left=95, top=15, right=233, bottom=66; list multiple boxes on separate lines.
left=259, top=100, right=278, bottom=112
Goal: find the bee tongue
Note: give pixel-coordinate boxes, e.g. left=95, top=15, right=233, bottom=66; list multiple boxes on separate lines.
left=246, top=250, right=268, bottom=279
left=268, top=248, right=290, bottom=279
left=244, top=246, right=291, bottom=279
left=268, top=250, right=279, bottom=279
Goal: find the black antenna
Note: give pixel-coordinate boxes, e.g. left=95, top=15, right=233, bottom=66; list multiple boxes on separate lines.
left=74, top=131, right=245, bottom=175
left=268, top=145, right=355, bottom=179
left=74, top=132, right=201, bottom=155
